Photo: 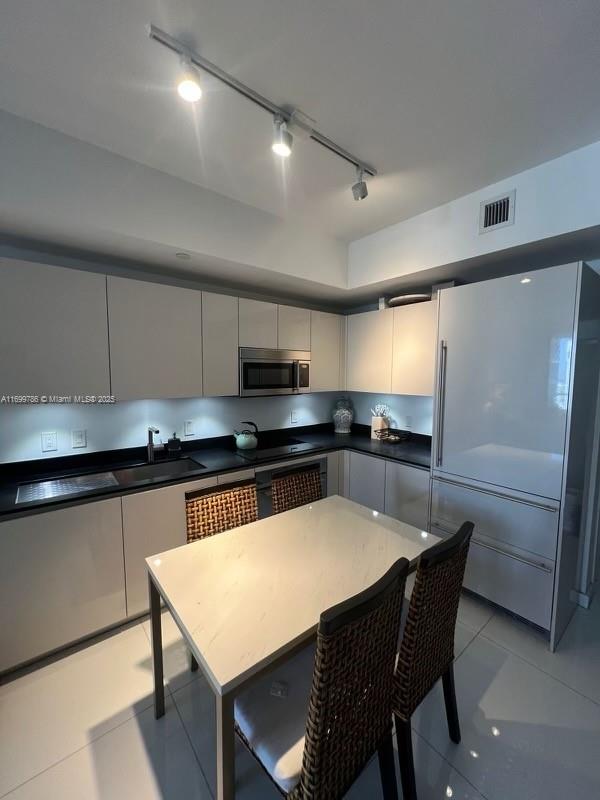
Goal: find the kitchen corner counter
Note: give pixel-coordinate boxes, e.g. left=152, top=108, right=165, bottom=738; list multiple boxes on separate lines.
left=0, top=425, right=431, bottom=521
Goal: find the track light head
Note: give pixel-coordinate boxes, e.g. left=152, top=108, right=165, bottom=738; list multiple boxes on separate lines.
left=177, top=56, right=202, bottom=102
left=352, top=167, right=368, bottom=201
left=272, top=115, right=293, bottom=158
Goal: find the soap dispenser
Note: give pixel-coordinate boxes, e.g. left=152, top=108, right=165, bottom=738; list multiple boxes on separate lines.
left=167, top=431, right=182, bottom=457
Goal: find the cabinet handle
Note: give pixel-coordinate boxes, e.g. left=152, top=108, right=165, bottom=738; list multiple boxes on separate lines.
left=431, top=520, right=553, bottom=573
left=432, top=476, right=559, bottom=513
left=435, top=340, right=447, bottom=467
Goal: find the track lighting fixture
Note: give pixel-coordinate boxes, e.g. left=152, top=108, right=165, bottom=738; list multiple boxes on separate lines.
left=149, top=25, right=377, bottom=193
left=352, top=167, right=368, bottom=201
left=272, top=116, right=293, bottom=158
left=176, top=56, right=202, bottom=102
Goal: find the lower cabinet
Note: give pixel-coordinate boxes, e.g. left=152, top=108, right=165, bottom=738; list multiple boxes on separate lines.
left=347, top=451, right=386, bottom=513
left=0, top=498, right=126, bottom=673
left=121, top=477, right=218, bottom=617
left=384, top=461, right=430, bottom=530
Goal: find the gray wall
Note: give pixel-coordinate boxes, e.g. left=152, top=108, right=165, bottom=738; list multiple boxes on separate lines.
left=0, top=392, right=433, bottom=464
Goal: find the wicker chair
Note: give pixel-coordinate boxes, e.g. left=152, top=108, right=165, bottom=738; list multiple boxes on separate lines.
left=185, top=479, right=259, bottom=672
left=234, top=558, right=410, bottom=799
left=185, top=479, right=258, bottom=543
left=271, top=464, right=323, bottom=515
left=393, top=521, right=474, bottom=800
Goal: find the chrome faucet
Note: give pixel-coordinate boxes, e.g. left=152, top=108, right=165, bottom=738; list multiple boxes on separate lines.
left=147, top=427, right=160, bottom=463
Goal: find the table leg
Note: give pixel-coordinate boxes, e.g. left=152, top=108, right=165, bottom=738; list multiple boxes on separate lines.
left=148, top=575, right=165, bottom=719
left=216, top=692, right=235, bottom=800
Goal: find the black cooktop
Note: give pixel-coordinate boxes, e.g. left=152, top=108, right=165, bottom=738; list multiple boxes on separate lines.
left=234, top=440, right=317, bottom=462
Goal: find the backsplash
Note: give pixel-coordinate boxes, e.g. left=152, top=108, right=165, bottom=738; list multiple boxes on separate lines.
left=0, top=392, right=433, bottom=464
left=348, top=393, right=433, bottom=436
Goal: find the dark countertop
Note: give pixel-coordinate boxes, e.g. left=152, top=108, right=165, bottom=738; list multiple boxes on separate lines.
left=0, top=424, right=431, bottom=521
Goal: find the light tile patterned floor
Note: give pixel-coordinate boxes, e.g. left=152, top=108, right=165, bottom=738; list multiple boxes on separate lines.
left=1, top=593, right=599, bottom=799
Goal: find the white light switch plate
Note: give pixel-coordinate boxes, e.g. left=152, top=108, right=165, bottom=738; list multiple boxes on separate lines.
left=71, top=429, right=87, bottom=449
left=41, top=431, right=58, bottom=452
left=184, top=420, right=194, bottom=437
left=290, top=410, right=299, bottom=424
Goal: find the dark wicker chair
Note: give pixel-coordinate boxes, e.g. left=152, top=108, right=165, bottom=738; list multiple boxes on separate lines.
left=393, top=521, right=474, bottom=800
left=271, top=464, right=323, bottom=515
left=185, top=479, right=258, bottom=543
left=234, top=558, right=410, bottom=799
left=185, top=479, right=259, bottom=672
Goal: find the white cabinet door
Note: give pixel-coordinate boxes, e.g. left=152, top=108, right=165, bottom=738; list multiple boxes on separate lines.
left=326, top=451, right=342, bottom=496
left=278, top=305, right=311, bottom=350
left=107, top=276, right=203, bottom=401
left=202, top=292, right=239, bottom=396
left=0, top=258, right=110, bottom=396
left=435, top=264, right=578, bottom=499
left=384, top=461, right=430, bottom=530
left=346, top=309, right=393, bottom=393
left=238, top=299, right=278, bottom=348
left=392, top=301, right=436, bottom=396
left=122, top=476, right=217, bottom=616
left=348, top=451, right=386, bottom=512
left=311, top=311, right=344, bottom=391
left=0, top=499, right=125, bottom=672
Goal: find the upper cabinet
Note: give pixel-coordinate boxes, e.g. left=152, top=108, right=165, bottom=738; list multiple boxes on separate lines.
left=0, top=258, right=110, bottom=396
left=346, top=309, right=394, bottom=393
left=391, top=301, right=437, bottom=396
left=107, top=276, right=203, bottom=401
left=311, top=311, right=345, bottom=391
left=278, top=305, right=311, bottom=350
left=239, top=299, right=278, bottom=348
left=202, top=292, right=239, bottom=397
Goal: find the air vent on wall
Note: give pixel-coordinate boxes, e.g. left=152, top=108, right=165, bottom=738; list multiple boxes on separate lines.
left=479, top=189, right=516, bottom=233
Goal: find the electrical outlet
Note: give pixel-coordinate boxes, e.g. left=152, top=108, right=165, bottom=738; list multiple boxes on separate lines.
left=184, top=420, right=194, bottom=437
left=71, top=429, right=87, bottom=449
left=290, top=410, right=299, bottom=424
left=41, top=431, right=58, bottom=452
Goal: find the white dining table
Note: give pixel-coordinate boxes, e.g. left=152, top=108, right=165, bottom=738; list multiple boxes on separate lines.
left=146, top=494, right=439, bottom=800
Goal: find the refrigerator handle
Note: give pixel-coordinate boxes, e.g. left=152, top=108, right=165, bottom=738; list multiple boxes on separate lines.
left=436, top=340, right=447, bottom=467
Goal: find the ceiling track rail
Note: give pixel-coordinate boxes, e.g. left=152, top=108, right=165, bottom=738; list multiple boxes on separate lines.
left=148, top=24, right=377, bottom=177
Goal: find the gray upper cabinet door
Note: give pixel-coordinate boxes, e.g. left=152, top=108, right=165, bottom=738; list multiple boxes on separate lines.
left=0, top=498, right=126, bottom=673
left=107, top=276, right=203, bottom=401
left=346, top=309, right=394, bottom=393
left=202, top=292, right=239, bottom=396
left=348, top=451, right=386, bottom=512
left=0, top=258, right=110, bottom=396
left=392, top=301, right=437, bottom=396
left=310, top=311, right=344, bottom=391
left=238, top=298, right=278, bottom=348
left=122, top=477, right=218, bottom=617
left=278, top=305, right=311, bottom=350
left=384, top=461, right=430, bottom=530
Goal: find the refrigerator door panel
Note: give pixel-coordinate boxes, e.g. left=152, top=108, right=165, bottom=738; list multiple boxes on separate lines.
left=430, top=478, right=556, bottom=629
left=430, top=476, right=560, bottom=561
left=435, top=263, right=578, bottom=499
left=465, top=538, right=554, bottom=630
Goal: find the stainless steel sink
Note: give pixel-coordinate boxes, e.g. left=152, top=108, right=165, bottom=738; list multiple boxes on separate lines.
left=113, top=458, right=203, bottom=485
left=16, top=472, right=119, bottom=504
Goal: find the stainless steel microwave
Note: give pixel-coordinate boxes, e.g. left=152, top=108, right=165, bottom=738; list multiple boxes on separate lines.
left=239, top=348, right=311, bottom=397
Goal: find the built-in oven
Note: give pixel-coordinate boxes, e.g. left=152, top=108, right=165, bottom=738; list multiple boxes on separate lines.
left=239, top=348, right=310, bottom=397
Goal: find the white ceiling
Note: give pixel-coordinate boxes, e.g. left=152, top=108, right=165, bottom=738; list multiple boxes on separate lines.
left=1, top=0, right=600, bottom=242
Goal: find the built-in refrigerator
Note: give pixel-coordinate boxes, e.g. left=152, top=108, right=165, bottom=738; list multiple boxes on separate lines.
left=430, top=262, right=600, bottom=649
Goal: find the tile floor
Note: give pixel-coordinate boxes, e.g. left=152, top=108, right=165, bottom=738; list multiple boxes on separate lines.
left=1, top=592, right=599, bottom=799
